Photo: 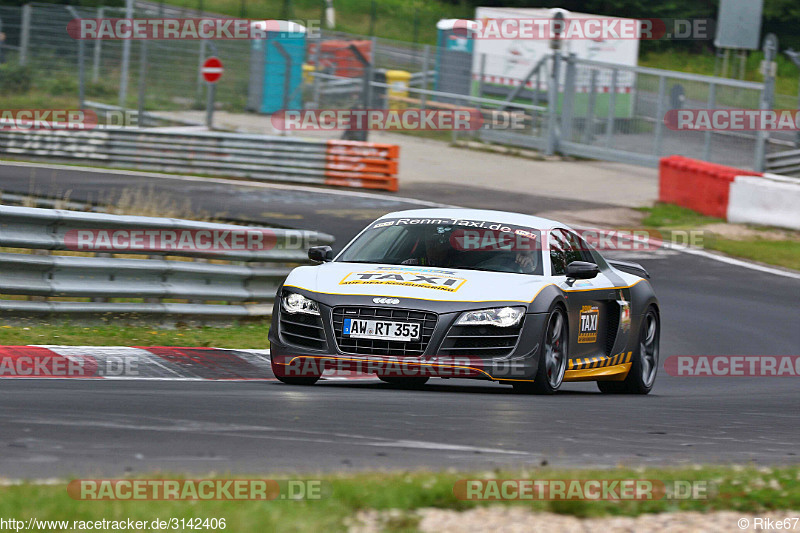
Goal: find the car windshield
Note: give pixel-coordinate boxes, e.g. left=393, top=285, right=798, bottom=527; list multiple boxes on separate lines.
left=336, top=217, right=544, bottom=275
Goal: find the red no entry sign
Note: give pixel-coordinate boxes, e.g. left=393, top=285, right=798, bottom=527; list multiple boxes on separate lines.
left=202, top=57, right=224, bottom=83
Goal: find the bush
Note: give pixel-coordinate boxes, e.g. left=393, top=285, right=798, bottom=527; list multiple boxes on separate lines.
left=43, top=75, right=78, bottom=96
left=0, top=64, right=33, bottom=94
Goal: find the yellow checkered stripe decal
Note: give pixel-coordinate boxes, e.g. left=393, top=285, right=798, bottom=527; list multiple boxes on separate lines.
left=568, top=351, right=632, bottom=371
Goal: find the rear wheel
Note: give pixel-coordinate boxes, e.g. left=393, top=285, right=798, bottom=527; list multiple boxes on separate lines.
left=598, top=306, right=659, bottom=394
left=514, top=306, right=567, bottom=395
left=275, top=375, right=320, bottom=386
left=378, top=376, right=430, bottom=387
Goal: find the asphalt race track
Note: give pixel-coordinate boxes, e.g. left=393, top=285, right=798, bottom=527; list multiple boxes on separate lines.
left=0, top=162, right=611, bottom=250
left=1, top=163, right=799, bottom=478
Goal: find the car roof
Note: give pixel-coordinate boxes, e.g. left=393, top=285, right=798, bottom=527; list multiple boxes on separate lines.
left=377, top=208, right=569, bottom=231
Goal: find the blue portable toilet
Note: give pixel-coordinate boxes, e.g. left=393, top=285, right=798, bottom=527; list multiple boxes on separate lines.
left=248, top=21, right=307, bottom=114
left=434, top=19, right=477, bottom=100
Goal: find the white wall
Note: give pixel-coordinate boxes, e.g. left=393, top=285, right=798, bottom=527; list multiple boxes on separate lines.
left=727, top=174, right=800, bottom=231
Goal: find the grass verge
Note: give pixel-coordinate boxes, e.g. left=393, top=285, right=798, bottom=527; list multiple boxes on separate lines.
left=638, top=203, right=800, bottom=271
left=1, top=465, right=798, bottom=532
left=0, top=321, right=270, bottom=348
left=708, top=239, right=800, bottom=271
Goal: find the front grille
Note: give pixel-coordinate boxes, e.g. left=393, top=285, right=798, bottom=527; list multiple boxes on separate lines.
left=279, top=311, right=327, bottom=350
left=332, top=307, right=437, bottom=357
left=439, top=319, right=524, bottom=357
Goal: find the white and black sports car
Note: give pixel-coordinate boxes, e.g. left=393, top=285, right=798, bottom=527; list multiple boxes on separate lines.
left=269, top=208, right=660, bottom=394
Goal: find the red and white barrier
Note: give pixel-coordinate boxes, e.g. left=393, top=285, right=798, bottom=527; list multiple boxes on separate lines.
left=659, top=156, right=799, bottom=231
left=728, top=174, right=800, bottom=231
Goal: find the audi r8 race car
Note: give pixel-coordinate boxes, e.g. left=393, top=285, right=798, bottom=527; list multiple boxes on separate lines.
left=269, top=208, right=660, bottom=394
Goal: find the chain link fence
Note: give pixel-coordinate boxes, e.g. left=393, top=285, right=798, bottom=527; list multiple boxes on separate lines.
left=7, top=4, right=438, bottom=118
left=558, top=57, right=768, bottom=170
left=1, top=3, right=797, bottom=172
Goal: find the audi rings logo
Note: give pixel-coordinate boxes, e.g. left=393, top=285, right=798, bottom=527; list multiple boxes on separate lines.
left=373, top=297, right=400, bottom=305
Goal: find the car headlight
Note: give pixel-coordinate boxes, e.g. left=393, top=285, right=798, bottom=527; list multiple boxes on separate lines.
left=282, top=292, right=320, bottom=315
left=455, top=306, right=525, bottom=327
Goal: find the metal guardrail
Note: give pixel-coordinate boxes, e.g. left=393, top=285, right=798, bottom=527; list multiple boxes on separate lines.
left=766, top=149, right=800, bottom=176
left=0, top=129, right=400, bottom=192
left=85, top=100, right=205, bottom=128
left=0, top=191, right=294, bottom=229
left=0, top=205, right=334, bottom=318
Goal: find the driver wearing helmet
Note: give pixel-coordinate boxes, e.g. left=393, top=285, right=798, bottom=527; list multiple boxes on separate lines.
left=401, top=226, right=454, bottom=267
left=402, top=225, right=537, bottom=272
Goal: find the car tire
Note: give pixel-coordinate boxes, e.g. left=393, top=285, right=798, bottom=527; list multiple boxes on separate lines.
left=597, top=305, right=660, bottom=395
left=275, top=375, right=321, bottom=386
left=596, top=380, right=626, bottom=394
left=513, top=305, right=568, bottom=395
left=378, top=376, right=430, bottom=387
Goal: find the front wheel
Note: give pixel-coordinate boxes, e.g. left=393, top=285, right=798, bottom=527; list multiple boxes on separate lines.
left=598, top=305, right=660, bottom=395
left=514, top=306, right=567, bottom=395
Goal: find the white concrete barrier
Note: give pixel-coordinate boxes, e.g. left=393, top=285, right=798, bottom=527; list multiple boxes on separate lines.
left=727, top=173, right=800, bottom=231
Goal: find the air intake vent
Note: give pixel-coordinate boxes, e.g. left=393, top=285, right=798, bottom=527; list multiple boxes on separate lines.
left=279, top=312, right=326, bottom=350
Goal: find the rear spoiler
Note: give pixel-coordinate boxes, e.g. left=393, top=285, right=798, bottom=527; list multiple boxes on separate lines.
left=608, top=260, right=650, bottom=279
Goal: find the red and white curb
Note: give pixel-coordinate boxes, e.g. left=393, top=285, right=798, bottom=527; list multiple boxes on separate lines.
left=0, top=346, right=377, bottom=381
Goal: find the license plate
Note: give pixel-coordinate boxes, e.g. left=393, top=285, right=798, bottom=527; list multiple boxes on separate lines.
left=343, top=319, right=421, bottom=341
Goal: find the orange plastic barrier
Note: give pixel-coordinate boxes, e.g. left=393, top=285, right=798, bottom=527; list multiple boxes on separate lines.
left=308, top=40, right=372, bottom=78
left=658, top=156, right=761, bottom=219
left=324, top=140, right=399, bottom=192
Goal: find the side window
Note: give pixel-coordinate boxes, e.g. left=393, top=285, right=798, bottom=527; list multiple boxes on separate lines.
left=564, top=230, right=595, bottom=264
left=549, top=230, right=568, bottom=275
left=550, top=229, right=591, bottom=275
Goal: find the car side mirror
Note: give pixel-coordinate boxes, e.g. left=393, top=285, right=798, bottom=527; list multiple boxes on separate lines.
left=308, top=246, right=333, bottom=263
left=566, top=261, right=599, bottom=279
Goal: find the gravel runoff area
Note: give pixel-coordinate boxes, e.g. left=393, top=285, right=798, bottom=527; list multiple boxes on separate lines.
left=348, top=507, right=800, bottom=532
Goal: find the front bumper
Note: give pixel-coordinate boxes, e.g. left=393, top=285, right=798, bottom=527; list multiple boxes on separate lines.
left=268, top=288, right=548, bottom=382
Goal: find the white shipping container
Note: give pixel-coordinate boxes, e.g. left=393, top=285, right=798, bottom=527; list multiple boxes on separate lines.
left=472, top=7, right=640, bottom=92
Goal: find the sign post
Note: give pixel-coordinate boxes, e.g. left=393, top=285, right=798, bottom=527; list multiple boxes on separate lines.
left=201, top=56, right=224, bottom=129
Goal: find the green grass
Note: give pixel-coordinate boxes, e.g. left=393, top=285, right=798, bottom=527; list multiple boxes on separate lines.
left=638, top=203, right=800, bottom=271
left=638, top=203, right=723, bottom=228
left=0, top=322, right=270, bottom=348
left=1, top=465, right=798, bottom=532
left=709, top=239, right=800, bottom=271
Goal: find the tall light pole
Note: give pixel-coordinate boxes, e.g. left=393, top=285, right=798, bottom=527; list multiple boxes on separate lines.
left=118, top=0, right=133, bottom=108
